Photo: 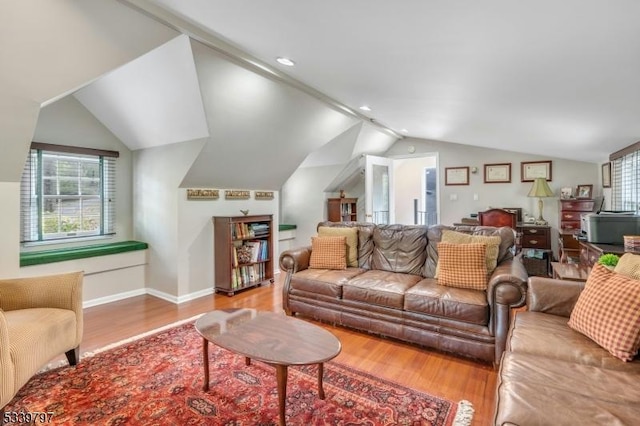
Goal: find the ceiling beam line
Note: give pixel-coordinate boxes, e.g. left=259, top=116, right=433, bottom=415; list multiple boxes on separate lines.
left=118, top=0, right=402, bottom=140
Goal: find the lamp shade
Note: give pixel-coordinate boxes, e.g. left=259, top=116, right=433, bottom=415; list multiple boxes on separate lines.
left=527, top=177, right=554, bottom=198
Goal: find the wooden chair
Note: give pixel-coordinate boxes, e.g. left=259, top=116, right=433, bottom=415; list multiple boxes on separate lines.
left=478, top=208, right=517, bottom=228
left=478, top=208, right=520, bottom=253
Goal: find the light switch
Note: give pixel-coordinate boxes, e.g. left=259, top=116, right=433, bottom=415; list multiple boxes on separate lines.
left=450, top=194, right=457, bottom=201
left=473, top=193, right=479, bottom=201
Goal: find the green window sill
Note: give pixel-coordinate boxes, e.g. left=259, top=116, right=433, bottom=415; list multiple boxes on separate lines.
left=20, top=240, right=148, bottom=267
left=278, top=224, right=297, bottom=231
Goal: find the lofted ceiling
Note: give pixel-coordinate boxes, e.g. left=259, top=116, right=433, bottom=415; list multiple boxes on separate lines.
left=143, top=0, right=640, bottom=163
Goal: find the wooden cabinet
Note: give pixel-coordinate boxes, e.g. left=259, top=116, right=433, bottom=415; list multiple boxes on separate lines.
left=580, top=241, right=626, bottom=267
left=213, top=215, right=274, bottom=296
left=519, top=225, right=552, bottom=276
left=559, top=199, right=595, bottom=231
left=327, top=198, right=357, bottom=222
left=558, top=199, right=596, bottom=263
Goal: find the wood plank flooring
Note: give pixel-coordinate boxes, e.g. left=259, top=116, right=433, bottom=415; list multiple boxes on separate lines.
left=78, top=273, right=497, bottom=425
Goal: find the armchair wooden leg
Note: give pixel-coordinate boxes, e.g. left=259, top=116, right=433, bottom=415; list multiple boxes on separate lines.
left=65, top=346, right=80, bottom=366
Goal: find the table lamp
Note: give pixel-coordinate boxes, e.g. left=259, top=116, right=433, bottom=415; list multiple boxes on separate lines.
left=528, top=177, right=554, bottom=225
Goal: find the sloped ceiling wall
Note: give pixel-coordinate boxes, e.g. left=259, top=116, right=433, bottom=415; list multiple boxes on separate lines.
left=0, top=0, right=179, bottom=181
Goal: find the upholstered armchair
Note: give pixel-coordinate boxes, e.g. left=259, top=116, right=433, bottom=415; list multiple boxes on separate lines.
left=0, top=271, right=83, bottom=410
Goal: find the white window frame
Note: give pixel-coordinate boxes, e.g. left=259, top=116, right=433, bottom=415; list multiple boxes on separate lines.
left=20, top=142, right=118, bottom=244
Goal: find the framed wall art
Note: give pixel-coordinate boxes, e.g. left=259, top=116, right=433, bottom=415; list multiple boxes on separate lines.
left=521, top=160, right=552, bottom=182
left=484, top=163, right=511, bottom=183
left=602, top=162, right=611, bottom=188
left=576, top=184, right=593, bottom=199
left=445, top=166, right=470, bottom=185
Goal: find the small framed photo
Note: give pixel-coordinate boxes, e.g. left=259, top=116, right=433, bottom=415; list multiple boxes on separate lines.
left=484, top=163, right=511, bottom=183
left=521, top=160, right=552, bottom=182
left=560, top=187, right=574, bottom=199
left=602, top=162, right=611, bottom=188
left=445, top=166, right=470, bottom=185
left=576, top=184, right=593, bottom=199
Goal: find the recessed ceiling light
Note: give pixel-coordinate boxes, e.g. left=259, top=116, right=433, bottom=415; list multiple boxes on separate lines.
left=276, top=57, right=295, bottom=66
left=359, top=105, right=372, bottom=112
left=401, top=129, right=408, bottom=133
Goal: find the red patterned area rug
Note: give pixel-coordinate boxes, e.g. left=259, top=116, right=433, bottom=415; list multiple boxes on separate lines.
left=5, top=317, right=474, bottom=425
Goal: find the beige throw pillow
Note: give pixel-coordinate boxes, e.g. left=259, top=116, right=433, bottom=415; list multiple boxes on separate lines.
left=614, top=253, right=640, bottom=280
left=318, top=226, right=358, bottom=267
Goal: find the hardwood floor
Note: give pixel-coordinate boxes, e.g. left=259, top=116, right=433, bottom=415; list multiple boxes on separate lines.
left=79, top=273, right=497, bottom=425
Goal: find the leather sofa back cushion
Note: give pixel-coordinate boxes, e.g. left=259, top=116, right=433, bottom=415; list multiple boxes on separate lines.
left=437, top=242, right=488, bottom=290
left=568, top=264, right=640, bottom=361
left=309, top=236, right=347, bottom=270
left=370, top=225, right=427, bottom=275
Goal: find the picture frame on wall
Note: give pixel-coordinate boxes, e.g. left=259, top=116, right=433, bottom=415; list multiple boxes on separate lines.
left=445, top=166, right=470, bottom=185
left=576, top=184, right=593, bottom=199
left=484, top=163, right=511, bottom=183
left=521, top=160, right=552, bottom=182
left=602, top=162, right=611, bottom=188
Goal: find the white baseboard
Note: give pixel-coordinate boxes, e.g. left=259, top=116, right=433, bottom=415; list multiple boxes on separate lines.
left=84, top=286, right=214, bottom=308
left=83, top=288, right=147, bottom=309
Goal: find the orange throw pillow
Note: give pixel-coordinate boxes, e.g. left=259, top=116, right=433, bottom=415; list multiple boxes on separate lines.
left=309, top=236, right=347, bottom=270
left=568, top=263, right=640, bottom=361
left=437, top=242, right=488, bottom=290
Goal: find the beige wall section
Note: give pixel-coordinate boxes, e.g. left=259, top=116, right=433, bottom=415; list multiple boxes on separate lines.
left=0, top=183, right=20, bottom=276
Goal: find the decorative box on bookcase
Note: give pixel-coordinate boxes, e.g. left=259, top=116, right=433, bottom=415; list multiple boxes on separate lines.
left=213, top=215, right=274, bottom=296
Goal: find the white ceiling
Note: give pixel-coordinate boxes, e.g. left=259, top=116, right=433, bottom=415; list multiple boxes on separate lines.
left=147, top=0, right=640, bottom=163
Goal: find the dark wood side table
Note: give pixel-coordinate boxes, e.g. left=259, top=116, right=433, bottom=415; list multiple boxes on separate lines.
left=195, top=309, right=342, bottom=426
left=551, top=262, right=590, bottom=282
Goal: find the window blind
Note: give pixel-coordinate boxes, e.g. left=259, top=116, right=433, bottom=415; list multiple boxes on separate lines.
left=20, top=143, right=118, bottom=243
left=611, top=145, right=640, bottom=213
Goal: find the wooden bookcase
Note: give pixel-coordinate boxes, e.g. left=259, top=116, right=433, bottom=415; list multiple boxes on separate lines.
left=213, top=214, right=274, bottom=296
left=327, top=198, right=357, bottom=222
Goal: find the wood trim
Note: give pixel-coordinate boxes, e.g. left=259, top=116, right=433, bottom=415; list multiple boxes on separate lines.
left=31, top=142, right=120, bottom=158
left=609, top=140, right=640, bottom=161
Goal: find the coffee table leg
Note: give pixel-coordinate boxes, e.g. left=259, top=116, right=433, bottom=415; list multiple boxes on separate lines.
left=317, top=363, right=325, bottom=399
left=275, top=365, right=288, bottom=426
left=202, top=338, right=210, bottom=391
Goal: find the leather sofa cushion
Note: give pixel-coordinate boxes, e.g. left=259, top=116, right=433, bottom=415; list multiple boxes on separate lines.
left=404, top=278, right=489, bottom=326
left=510, top=311, right=640, bottom=371
left=495, top=352, right=640, bottom=426
left=343, top=270, right=422, bottom=309
left=371, top=225, right=428, bottom=275
left=289, top=268, right=366, bottom=298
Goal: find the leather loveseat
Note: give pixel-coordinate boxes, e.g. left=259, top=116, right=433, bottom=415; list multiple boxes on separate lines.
left=494, top=275, right=640, bottom=425
left=279, top=221, right=528, bottom=365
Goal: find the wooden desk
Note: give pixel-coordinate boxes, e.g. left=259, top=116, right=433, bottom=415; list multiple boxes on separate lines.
left=551, top=262, right=590, bottom=282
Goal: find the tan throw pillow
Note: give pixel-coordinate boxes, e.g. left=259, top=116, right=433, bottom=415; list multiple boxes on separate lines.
left=437, top=242, right=488, bottom=290
left=436, top=230, right=501, bottom=276
left=568, top=263, right=640, bottom=361
left=309, top=236, right=347, bottom=270
left=318, top=226, right=358, bottom=267
left=614, top=253, right=640, bottom=280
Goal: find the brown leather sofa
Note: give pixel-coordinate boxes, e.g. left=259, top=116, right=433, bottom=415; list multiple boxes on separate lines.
left=279, top=222, right=528, bottom=365
left=494, top=276, right=640, bottom=425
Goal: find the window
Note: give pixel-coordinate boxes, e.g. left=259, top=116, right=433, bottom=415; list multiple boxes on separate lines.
left=611, top=142, right=640, bottom=213
left=20, top=143, right=118, bottom=243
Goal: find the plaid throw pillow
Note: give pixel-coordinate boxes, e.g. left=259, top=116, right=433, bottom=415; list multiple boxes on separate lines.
left=318, top=226, right=358, bottom=267
left=568, top=263, right=640, bottom=361
left=437, top=242, right=488, bottom=290
left=309, top=236, right=347, bottom=270
left=439, top=229, right=501, bottom=274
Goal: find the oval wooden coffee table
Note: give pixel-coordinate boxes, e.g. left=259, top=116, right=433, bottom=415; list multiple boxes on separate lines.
left=195, top=309, right=342, bottom=426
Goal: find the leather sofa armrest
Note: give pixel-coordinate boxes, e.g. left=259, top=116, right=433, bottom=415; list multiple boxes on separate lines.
left=279, top=246, right=312, bottom=274
left=527, top=276, right=585, bottom=317
left=487, top=257, right=528, bottom=307
left=486, top=257, right=528, bottom=367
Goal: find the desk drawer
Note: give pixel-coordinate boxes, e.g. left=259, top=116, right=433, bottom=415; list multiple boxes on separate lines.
left=560, top=200, right=595, bottom=211
left=521, top=227, right=551, bottom=249
left=561, top=211, right=582, bottom=221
